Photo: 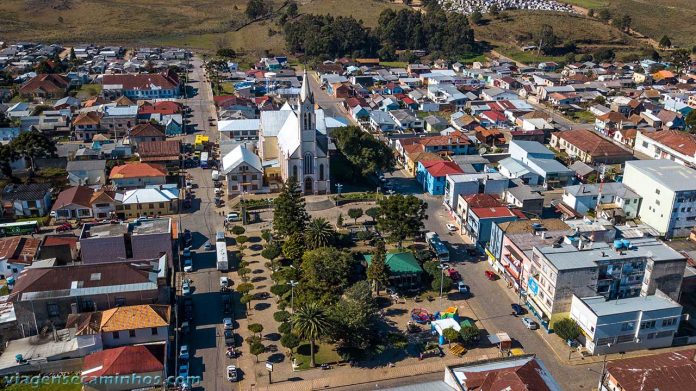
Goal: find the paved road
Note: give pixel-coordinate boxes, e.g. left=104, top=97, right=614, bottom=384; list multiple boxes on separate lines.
left=308, top=71, right=351, bottom=123
left=386, top=169, right=602, bottom=390
left=175, top=57, right=233, bottom=391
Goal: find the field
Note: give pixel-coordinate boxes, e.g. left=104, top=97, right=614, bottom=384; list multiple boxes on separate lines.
left=605, top=0, right=696, bottom=48
left=473, top=10, right=642, bottom=64
left=0, top=0, right=406, bottom=53
left=558, top=0, right=608, bottom=8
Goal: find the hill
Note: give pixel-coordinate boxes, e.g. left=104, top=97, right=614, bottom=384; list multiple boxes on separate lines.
left=0, top=0, right=406, bottom=52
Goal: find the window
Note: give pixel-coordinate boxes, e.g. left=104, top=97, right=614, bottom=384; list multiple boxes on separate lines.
left=149, top=203, right=154, bottom=209
left=304, top=153, right=314, bottom=175
left=115, top=298, right=126, bottom=306
left=47, top=303, right=59, bottom=317
left=230, top=175, right=237, bottom=181
left=662, top=318, right=677, bottom=327
left=319, top=164, right=325, bottom=181
left=620, top=322, right=635, bottom=331
left=159, top=203, right=165, bottom=208
left=151, top=327, right=158, bottom=335
left=641, top=320, right=656, bottom=329
left=129, top=329, right=136, bottom=338
left=251, top=175, right=257, bottom=180
left=112, top=331, right=120, bottom=339
left=292, top=165, right=298, bottom=179
left=616, top=334, right=635, bottom=343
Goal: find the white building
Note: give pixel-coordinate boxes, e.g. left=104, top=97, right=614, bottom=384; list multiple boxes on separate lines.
left=562, top=182, right=641, bottom=217
left=622, top=159, right=696, bottom=237
left=633, top=130, right=696, bottom=168
left=221, top=144, right=263, bottom=195
left=570, top=291, right=682, bottom=355
left=444, top=172, right=508, bottom=215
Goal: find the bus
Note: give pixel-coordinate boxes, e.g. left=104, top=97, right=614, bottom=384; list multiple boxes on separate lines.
left=216, top=240, right=229, bottom=271
left=200, top=152, right=209, bottom=169
left=0, top=221, right=39, bottom=237
left=425, top=231, right=450, bottom=262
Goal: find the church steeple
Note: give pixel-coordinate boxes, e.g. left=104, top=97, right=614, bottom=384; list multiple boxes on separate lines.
left=300, top=69, right=314, bottom=103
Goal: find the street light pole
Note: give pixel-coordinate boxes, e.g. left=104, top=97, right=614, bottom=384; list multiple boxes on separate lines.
left=439, top=265, right=446, bottom=298
left=289, top=280, right=298, bottom=314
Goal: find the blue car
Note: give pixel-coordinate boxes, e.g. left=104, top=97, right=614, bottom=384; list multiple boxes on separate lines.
left=511, top=303, right=525, bottom=316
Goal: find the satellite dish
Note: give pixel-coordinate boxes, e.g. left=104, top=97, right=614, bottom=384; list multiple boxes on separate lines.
left=478, top=147, right=488, bottom=155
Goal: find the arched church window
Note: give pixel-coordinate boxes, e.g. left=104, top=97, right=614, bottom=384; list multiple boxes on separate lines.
left=304, top=153, right=314, bottom=175
left=319, top=164, right=325, bottom=181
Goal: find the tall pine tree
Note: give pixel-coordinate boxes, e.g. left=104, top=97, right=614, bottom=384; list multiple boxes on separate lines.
left=273, top=177, right=309, bottom=237
left=367, top=240, right=389, bottom=295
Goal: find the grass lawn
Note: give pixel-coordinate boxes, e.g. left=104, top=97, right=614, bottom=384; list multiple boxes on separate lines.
left=299, top=0, right=406, bottom=28
left=568, top=110, right=596, bottom=124
left=607, top=0, right=696, bottom=48
left=219, top=82, right=235, bottom=95
left=293, top=341, right=342, bottom=370
left=75, top=83, right=102, bottom=99
left=458, top=53, right=487, bottom=64
left=3, top=383, right=82, bottom=391
left=499, top=47, right=566, bottom=65
left=379, top=61, right=408, bottom=68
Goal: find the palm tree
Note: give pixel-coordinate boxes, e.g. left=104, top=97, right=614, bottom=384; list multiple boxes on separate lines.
left=292, top=303, right=330, bottom=368
left=304, top=217, right=335, bottom=249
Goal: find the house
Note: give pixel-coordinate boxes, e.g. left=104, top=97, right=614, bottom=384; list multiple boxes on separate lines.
left=389, top=110, right=424, bottom=131
left=67, top=304, right=170, bottom=348
left=475, top=126, right=506, bottom=146
left=443, top=173, right=509, bottom=218
left=128, top=123, right=166, bottom=149
left=369, top=110, right=397, bottom=132
left=164, top=117, right=183, bottom=136
left=487, top=219, right=570, bottom=294
left=600, top=349, right=696, bottom=391
left=37, top=235, right=79, bottom=264
left=595, top=111, right=628, bottom=136
left=623, top=159, right=696, bottom=238
left=218, top=119, right=261, bottom=141
left=109, top=162, right=167, bottom=189
left=1, top=183, right=53, bottom=218
left=465, top=205, right=520, bottom=246
left=404, top=151, right=443, bottom=177
left=350, top=106, right=370, bottom=123
left=498, top=140, right=575, bottom=189
left=363, top=251, right=423, bottom=289
left=53, top=96, right=81, bottom=110
left=101, top=69, right=180, bottom=99
left=570, top=291, right=682, bottom=355
left=52, top=186, right=95, bottom=220
left=634, top=130, right=696, bottom=167
left=137, top=140, right=181, bottom=169
left=503, top=184, right=544, bottom=216
left=423, top=115, right=448, bottom=133
left=101, top=105, right=138, bottom=139
left=0, top=236, right=40, bottom=281
left=526, top=238, right=685, bottom=328
left=19, top=74, right=69, bottom=99
left=81, top=345, right=165, bottom=391
left=444, top=355, right=562, bottom=391
left=568, top=160, right=597, bottom=182
left=550, top=129, right=634, bottom=165
left=562, top=182, right=641, bottom=218
left=79, top=218, right=173, bottom=265
left=222, top=145, right=264, bottom=195
left=417, top=161, right=464, bottom=195
left=66, top=160, right=107, bottom=186
left=90, top=190, right=121, bottom=220
left=120, top=187, right=179, bottom=218
left=11, top=262, right=164, bottom=334
left=72, top=112, right=103, bottom=142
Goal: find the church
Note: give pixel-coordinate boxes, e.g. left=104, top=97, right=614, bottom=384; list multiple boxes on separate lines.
left=259, top=71, right=343, bottom=194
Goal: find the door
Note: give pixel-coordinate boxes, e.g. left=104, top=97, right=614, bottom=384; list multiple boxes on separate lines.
left=304, top=177, right=313, bottom=193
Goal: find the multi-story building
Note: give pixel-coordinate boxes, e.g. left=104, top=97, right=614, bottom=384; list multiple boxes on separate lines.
left=550, top=129, right=634, bottom=165
left=633, top=130, right=696, bottom=168
left=498, top=140, right=575, bottom=189
left=443, top=172, right=509, bottom=218
left=526, top=237, right=685, bottom=329
left=570, top=291, right=682, bottom=355
left=222, top=145, right=264, bottom=194
left=622, top=159, right=696, bottom=238
left=465, top=205, right=520, bottom=246
left=562, top=182, right=641, bottom=217
left=101, top=69, right=180, bottom=100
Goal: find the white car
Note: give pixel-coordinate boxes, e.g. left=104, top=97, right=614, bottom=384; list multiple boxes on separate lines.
left=223, top=317, right=233, bottom=330
left=446, top=223, right=458, bottom=232
left=179, top=344, right=189, bottom=361
left=226, top=212, right=240, bottom=222
left=522, top=317, right=539, bottom=330
left=220, top=276, right=231, bottom=289
left=226, top=365, right=238, bottom=382
left=183, top=258, right=193, bottom=272
left=182, top=282, right=192, bottom=296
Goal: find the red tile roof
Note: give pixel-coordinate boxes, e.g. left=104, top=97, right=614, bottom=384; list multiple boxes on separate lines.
left=110, top=162, right=167, bottom=179
left=19, top=74, right=69, bottom=94
left=606, top=349, right=696, bottom=391
left=102, top=70, right=179, bottom=91
left=137, top=101, right=182, bottom=115
left=463, top=193, right=502, bottom=208
left=129, top=123, right=165, bottom=138
left=138, top=140, right=181, bottom=162
left=480, top=110, right=507, bottom=122
left=0, top=237, right=40, bottom=265
left=43, top=235, right=78, bottom=249
left=421, top=160, right=464, bottom=177
left=52, top=186, right=95, bottom=210
left=471, top=206, right=517, bottom=219
left=457, top=357, right=554, bottom=391
left=73, top=111, right=102, bottom=126
left=82, top=345, right=164, bottom=378
left=643, top=130, right=696, bottom=157
left=557, top=129, right=632, bottom=158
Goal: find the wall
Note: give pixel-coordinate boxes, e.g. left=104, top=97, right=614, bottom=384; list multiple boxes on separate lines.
left=642, top=259, right=686, bottom=301
left=623, top=164, right=674, bottom=236
left=102, top=326, right=168, bottom=348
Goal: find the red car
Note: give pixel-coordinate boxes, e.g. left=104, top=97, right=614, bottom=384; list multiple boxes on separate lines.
left=484, top=270, right=497, bottom=281
left=55, top=223, right=72, bottom=232
left=447, top=268, right=461, bottom=281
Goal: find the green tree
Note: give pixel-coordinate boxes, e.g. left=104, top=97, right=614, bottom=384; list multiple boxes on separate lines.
left=293, top=303, right=331, bottom=368
left=298, top=247, right=353, bottom=305
left=670, top=49, right=691, bottom=73
left=12, top=130, right=57, bottom=172
left=278, top=321, right=292, bottom=335
left=274, top=310, right=291, bottom=323
left=231, top=225, right=245, bottom=235
left=238, top=267, right=251, bottom=282
left=460, top=324, right=480, bottom=346
left=365, top=207, right=380, bottom=222
left=469, top=10, right=483, bottom=25
left=248, top=323, right=264, bottom=337
left=554, top=318, right=581, bottom=341
left=659, top=35, right=672, bottom=49
left=685, top=110, right=696, bottom=133
left=535, top=24, right=558, bottom=55
left=280, top=332, right=300, bottom=353
left=236, top=235, right=248, bottom=247
left=597, top=8, right=611, bottom=22
left=282, top=232, right=305, bottom=261
left=286, top=0, right=298, bottom=18
left=330, top=280, right=379, bottom=350
left=489, top=4, right=500, bottom=16
left=615, top=14, right=631, bottom=32
left=333, top=126, right=396, bottom=177
left=376, top=195, right=427, bottom=247
left=336, top=213, right=344, bottom=228
left=366, top=240, right=389, bottom=295
left=262, top=242, right=282, bottom=263
left=245, top=0, right=268, bottom=19
left=431, top=274, right=453, bottom=294
left=249, top=341, right=265, bottom=362
left=261, top=229, right=273, bottom=243
left=237, top=282, right=254, bottom=295
left=216, top=48, right=237, bottom=58
left=69, top=47, right=76, bottom=61
left=347, top=208, right=363, bottom=224
left=305, top=217, right=335, bottom=249
left=270, top=283, right=290, bottom=297
left=442, top=327, right=460, bottom=347
left=0, top=144, right=18, bottom=180
left=273, top=177, right=309, bottom=237
left=240, top=294, right=253, bottom=310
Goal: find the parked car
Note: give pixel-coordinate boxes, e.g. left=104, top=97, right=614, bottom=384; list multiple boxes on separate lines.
left=484, top=270, right=497, bottom=281
left=226, top=212, right=240, bottom=222
left=223, top=317, right=233, bottom=330
left=204, top=241, right=213, bottom=251
left=182, top=281, right=192, bottom=296
left=181, top=321, right=190, bottom=335
left=222, top=294, right=233, bottom=314
left=522, top=317, right=539, bottom=330
left=447, top=268, right=461, bottom=281
left=511, top=303, right=525, bottom=316
left=179, top=363, right=189, bottom=378
left=457, top=281, right=470, bottom=294
left=220, top=276, right=231, bottom=290
left=55, top=223, right=72, bottom=232
left=224, top=329, right=235, bottom=346
left=183, top=298, right=194, bottom=321
left=446, top=223, right=457, bottom=232
left=179, top=344, right=189, bottom=361
left=183, top=246, right=192, bottom=258
left=226, top=365, right=238, bottom=382
left=183, top=258, right=193, bottom=273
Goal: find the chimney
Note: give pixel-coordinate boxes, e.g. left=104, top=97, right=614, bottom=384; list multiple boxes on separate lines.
left=541, top=231, right=547, bottom=239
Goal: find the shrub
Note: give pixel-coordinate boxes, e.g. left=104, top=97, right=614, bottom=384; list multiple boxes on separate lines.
left=231, top=226, right=245, bottom=235
left=273, top=310, right=291, bottom=323
left=460, top=324, right=480, bottom=346
left=278, top=321, right=292, bottom=335
left=356, top=230, right=373, bottom=241
left=554, top=318, right=581, bottom=341
left=280, top=333, right=300, bottom=352
left=248, top=323, right=264, bottom=335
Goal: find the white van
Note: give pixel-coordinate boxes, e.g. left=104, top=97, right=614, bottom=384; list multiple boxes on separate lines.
left=212, top=170, right=220, bottom=181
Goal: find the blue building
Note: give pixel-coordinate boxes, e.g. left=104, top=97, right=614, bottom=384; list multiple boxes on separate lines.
left=417, top=161, right=464, bottom=195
